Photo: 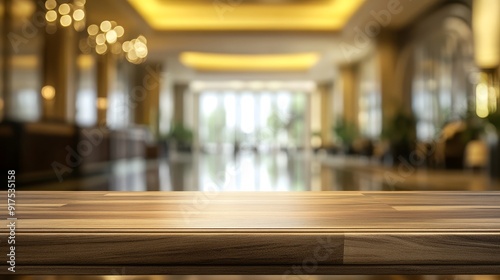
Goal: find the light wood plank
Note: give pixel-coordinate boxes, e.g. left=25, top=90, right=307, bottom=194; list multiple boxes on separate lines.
left=1, top=191, right=499, bottom=275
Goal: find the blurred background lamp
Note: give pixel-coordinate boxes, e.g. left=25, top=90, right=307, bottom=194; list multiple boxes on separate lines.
left=41, top=85, right=56, bottom=101
left=96, top=44, right=108, bottom=55
left=114, top=26, right=125, bottom=37
left=58, top=3, right=70, bottom=15
left=45, top=10, right=57, bottom=22
left=73, top=9, right=85, bottom=21
left=60, top=14, right=72, bottom=27
left=97, top=97, right=108, bottom=110
left=45, top=0, right=57, bottom=10
left=87, top=24, right=98, bottom=36
left=106, top=30, right=118, bottom=44
left=473, top=0, right=500, bottom=68
left=96, top=33, right=106, bottom=45
left=100, top=20, right=112, bottom=32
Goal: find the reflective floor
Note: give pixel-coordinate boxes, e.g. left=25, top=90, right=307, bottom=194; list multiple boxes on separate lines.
left=25, top=151, right=500, bottom=191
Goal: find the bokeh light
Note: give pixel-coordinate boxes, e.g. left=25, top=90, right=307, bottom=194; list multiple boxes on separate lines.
left=41, top=85, right=56, bottom=101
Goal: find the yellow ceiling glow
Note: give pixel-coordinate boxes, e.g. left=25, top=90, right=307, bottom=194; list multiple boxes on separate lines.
left=180, top=52, right=320, bottom=72
left=128, top=0, right=364, bottom=31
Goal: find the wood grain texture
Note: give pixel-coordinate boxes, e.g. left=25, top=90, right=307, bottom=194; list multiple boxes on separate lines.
left=3, top=265, right=500, bottom=275
left=15, top=233, right=344, bottom=266
left=1, top=191, right=500, bottom=274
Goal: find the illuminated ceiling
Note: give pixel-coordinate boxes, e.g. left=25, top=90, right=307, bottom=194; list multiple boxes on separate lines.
left=128, top=0, right=364, bottom=31
left=180, top=52, right=320, bottom=71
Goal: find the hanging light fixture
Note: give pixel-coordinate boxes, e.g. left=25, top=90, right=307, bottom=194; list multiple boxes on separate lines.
left=45, top=0, right=86, bottom=33
left=86, top=20, right=148, bottom=64
left=122, top=35, right=149, bottom=64
left=86, top=21, right=125, bottom=55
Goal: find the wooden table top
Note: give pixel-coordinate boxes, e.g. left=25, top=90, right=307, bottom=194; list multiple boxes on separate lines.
left=2, top=191, right=500, bottom=275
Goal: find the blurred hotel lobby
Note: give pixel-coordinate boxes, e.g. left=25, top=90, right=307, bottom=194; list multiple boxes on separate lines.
left=2, top=0, right=500, bottom=192
left=2, top=0, right=500, bottom=278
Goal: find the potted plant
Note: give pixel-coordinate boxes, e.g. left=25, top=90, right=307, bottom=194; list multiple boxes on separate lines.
left=165, top=123, right=194, bottom=153
left=332, top=117, right=357, bottom=154
left=383, top=110, right=416, bottom=164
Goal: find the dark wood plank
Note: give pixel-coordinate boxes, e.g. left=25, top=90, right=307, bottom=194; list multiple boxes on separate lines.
left=3, top=265, right=500, bottom=275
left=16, top=233, right=344, bottom=266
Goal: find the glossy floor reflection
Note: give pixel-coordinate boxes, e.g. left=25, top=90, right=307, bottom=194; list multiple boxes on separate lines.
left=25, top=151, right=500, bottom=191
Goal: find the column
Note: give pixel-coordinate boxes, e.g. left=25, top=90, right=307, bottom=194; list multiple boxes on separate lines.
left=133, top=62, right=162, bottom=135
left=0, top=0, right=10, bottom=121
left=319, top=82, right=333, bottom=146
left=42, top=24, right=78, bottom=123
left=304, top=92, right=312, bottom=153
left=332, top=73, right=344, bottom=134
left=183, top=87, right=194, bottom=132
left=310, top=88, right=322, bottom=148
left=158, top=73, right=173, bottom=136
left=376, top=32, right=404, bottom=128
left=96, top=52, right=116, bottom=125
left=339, top=64, right=359, bottom=128
left=173, top=83, right=187, bottom=125
left=193, top=92, right=200, bottom=153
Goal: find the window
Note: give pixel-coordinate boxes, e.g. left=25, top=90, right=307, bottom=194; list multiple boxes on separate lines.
left=411, top=14, right=475, bottom=141
left=358, top=54, right=381, bottom=139
left=198, top=89, right=307, bottom=152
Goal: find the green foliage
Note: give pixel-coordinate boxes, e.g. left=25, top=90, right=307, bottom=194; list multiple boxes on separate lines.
left=166, top=123, right=193, bottom=146
left=332, top=117, right=357, bottom=146
left=487, top=110, right=500, bottom=131
left=461, top=110, right=486, bottom=143
left=383, top=110, right=416, bottom=144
